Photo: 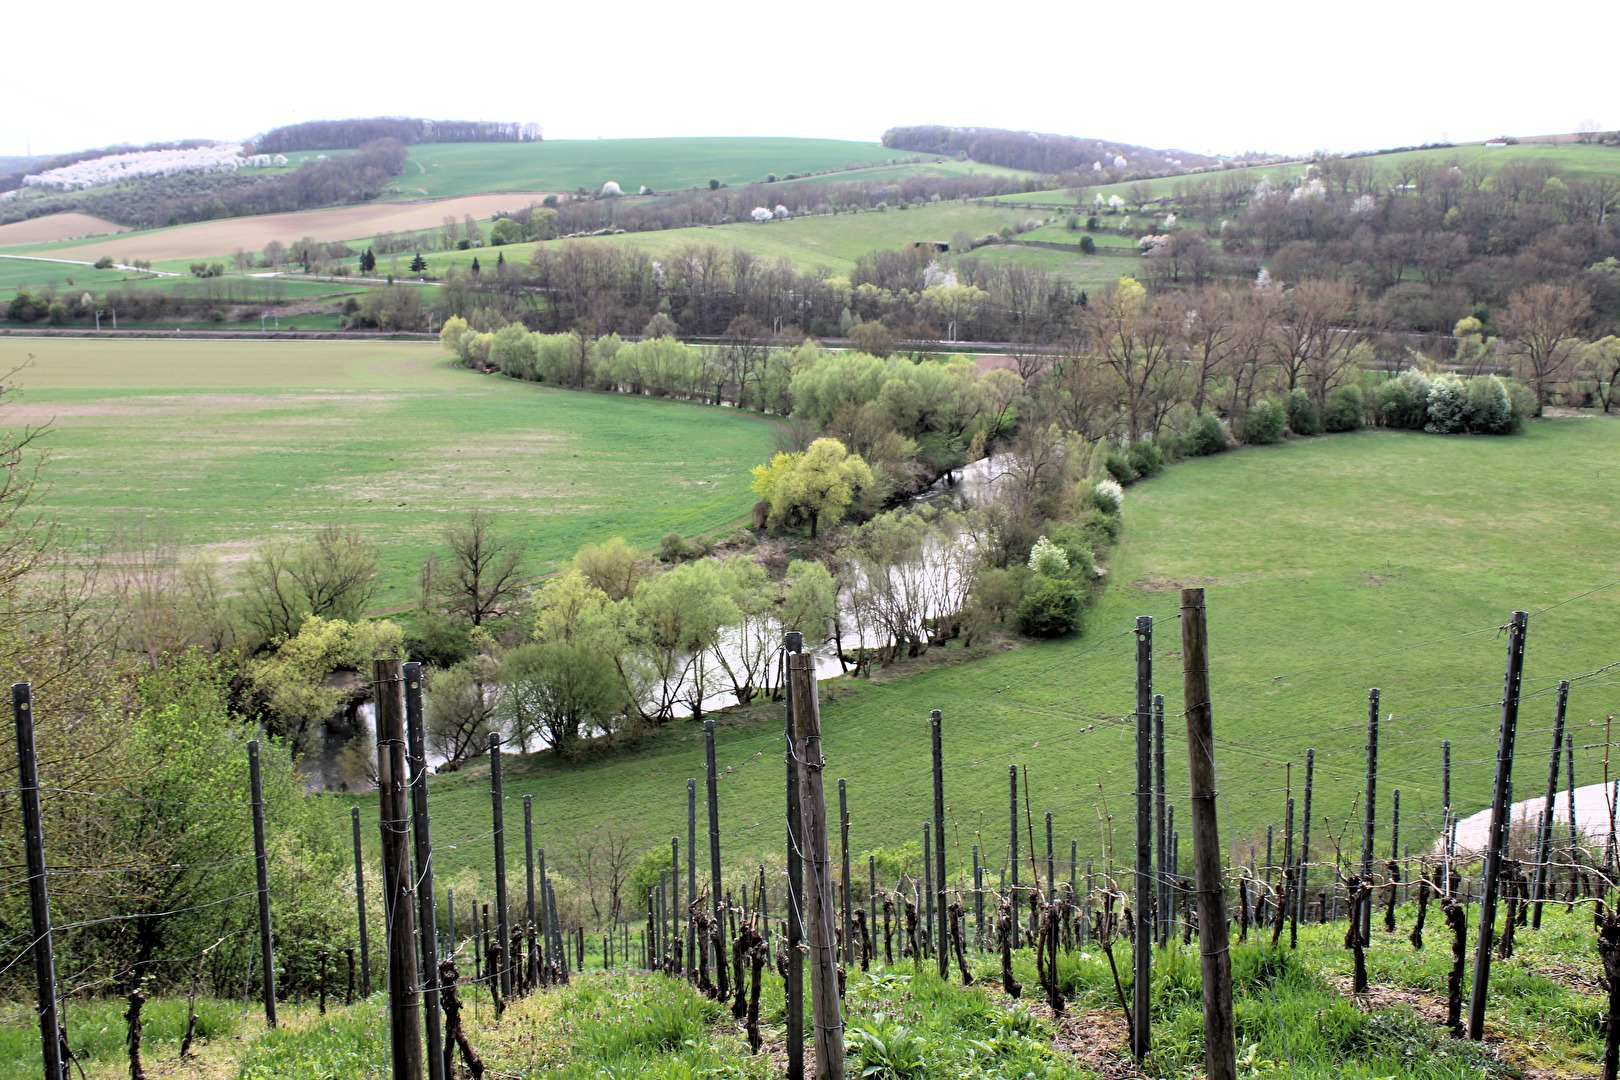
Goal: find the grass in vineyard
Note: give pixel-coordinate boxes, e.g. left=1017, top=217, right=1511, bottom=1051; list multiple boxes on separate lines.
left=383, top=418, right=1620, bottom=888
left=4, top=339, right=775, bottom=607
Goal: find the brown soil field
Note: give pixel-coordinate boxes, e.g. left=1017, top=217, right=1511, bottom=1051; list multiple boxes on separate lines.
left=0, top=212, right=127, bottom=247
left=26, top=193, right=553, bottom=263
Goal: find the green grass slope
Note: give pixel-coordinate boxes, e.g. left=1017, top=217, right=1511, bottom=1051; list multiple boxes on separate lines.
left=388, top=418, right=1620, bottom=891
left=394, top=138, right=948, bottom=199
left=8, top=339, right=776, bottom=606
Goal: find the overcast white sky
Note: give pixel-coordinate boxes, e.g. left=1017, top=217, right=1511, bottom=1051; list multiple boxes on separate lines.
left=3, top=0, right=1611, bottom=160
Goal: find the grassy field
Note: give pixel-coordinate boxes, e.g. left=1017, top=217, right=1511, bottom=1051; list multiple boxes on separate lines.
left=0, top=255, right=158, bottom=298
left=951, top=243, right=1138, bottom=290
left=375, top=418, right=1620, bottom=891
left=416, top=201, right=1060, bottom=278
left=393, top=138, right=948, bottom=199
left=5, top=339, right=776, bottom=606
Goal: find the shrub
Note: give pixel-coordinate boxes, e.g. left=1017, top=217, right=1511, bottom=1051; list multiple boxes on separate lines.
left=1186, top=413, right=1229, bottom=456
left=1017, top=576, right=1083, bottom=637
left=1466, top=374, right=1514, bottom=434
left=1240, top=399, right=1286, bottom=444
left=1079, top=235, right=1096, bottom=253
left=1324, top=385, right=1363, bottom=432
left=1043, top=523, right=1097, bottom=581
left=1027, top=536, right=1069, bottom=577
left=93, top=255, right=114, bottom=269
left=1080, top=508, right=1121, bottom=550
left=1126, top=439, right=1163, bottom=477
left=1379, top=369, right=1431, bottom=429
left=1424, top=373, right=1468, bottom=433
left=1092, top=478, right=1124, bottom=516
left=659, top=531, right=689, bottom=562
left=1285, top=388, right=1322, bottom=435
left=1103, top=451, right=1137, bottom=485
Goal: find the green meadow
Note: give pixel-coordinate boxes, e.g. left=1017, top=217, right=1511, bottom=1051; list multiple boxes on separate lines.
left=394, top=138, right=946, bottom=199
left=381, top=418, right=1620, bottom=887
left=4, top=338, right=776, bottom=607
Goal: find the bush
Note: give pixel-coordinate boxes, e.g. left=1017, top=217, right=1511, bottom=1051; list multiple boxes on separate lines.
left=93, top=255, right=115, bottom=269
left=1285, top=389, right=1322, bottom=435
left=1017, top=576, right=1084, bottom=637
left=1240, top=399, right=1286, bottom=444
left=1043, top=523, right=1097, bottom=581
left=1379, top=369, right=1431, bottom=430
left=404, top=612, right=475, bottom=669
left=1186, top=413, right=1229, bottom=456
left=1324, top=385, right=1363, bottom=432
left=1425, top=373, right=1468, bottom=433
left=1080, top=507, right=1121, bottom=550
left=1466, top=374, right=1515, bottom=434
left=1126, top=439, right=1163, bottom=477
left=1103, top=451, right=1137, bottom=485
left=1079, top=235, right=1096, bottom=254
left=659, top=531, right=689, bottom=562
left=1027, top=536, right=1070, bottom=577
left=1091, top=478, right=1124, bottom=516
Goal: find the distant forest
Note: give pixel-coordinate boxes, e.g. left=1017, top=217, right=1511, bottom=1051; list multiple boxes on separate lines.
left=882, top=126, right=1219, bottom=178
left=246, top=117, right=542, bottom=154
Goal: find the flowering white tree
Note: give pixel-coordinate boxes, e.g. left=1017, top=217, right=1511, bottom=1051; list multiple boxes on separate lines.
left=1163, top=212, right=1177, bottom=228
left=750, top=207, right=773, bottom=222
left=599, top=181, right=623, bottom=197
left=24, top=144, right=249, bottom=190
left=773, top=204, right=789, bottom=219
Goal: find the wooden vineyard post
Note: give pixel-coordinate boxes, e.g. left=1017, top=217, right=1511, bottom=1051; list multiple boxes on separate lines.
left=788, top=650, right=845, bottom=1080
left=783, top=632, right=806, bottom=1080
left=249, top=739, right=278, bottom=1031
left=374, top=658, right=424, bottom=1080
left=687, top=778, right=698, bottom=977
left=1179, top=589, right=1236, bottom=1080
left=704, top=719, right=727, bottom=1000
left=14, top=684, right=64, bottom=1080
left=1154, top=693, right=1168, bottom=947
left=671, top=837, right=681, bottom=975
left=839, top=779, right=853, bottom=969
left=351, top=807, right=371, bottom=999
left=1468, top=609, right=1529, bottom=1041
left=922, top=823, right=934, bottom=960
left=1133, top=614, right=1153, bottom=1062
left=1361, top=688, right=1380, bottom=943
left=524, top=798, right=537, bottom=986
left=1008, top=765, right=1020, bottom=949
left=1297, top=749, right=1314, bottom=928
left=1443, top=740, right=1452, bottom=855
left=931, top=710, right=949, bottom=979
left=405, top=663, right=444, bottom=1080
left=489, top=733, right=511, bottom=1001
left=1532, top=682, right=1569, bottom=929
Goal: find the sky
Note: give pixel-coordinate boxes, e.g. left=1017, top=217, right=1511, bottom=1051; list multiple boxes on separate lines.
left=3, top=0, right=1612, bottom=161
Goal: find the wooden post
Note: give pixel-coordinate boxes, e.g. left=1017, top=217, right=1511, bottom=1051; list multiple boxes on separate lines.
left=1443, top=740, right=1452, bottom=855
left=1468, top=610, right=1529, bottom=1041
left=248, top=740, right=278, bottom=1031
left=922, top=823, right=933, bottom=959
left=1179, top=589, right=1236, bottom=1080
left=1045, top=812, right=1055, bottom=900
left=839, top=779, right=854, bottom=969
left=405, top=663, right=443, bottom=1080
left=1153, top=692, right=1168, bottom=946
left=971, top=846, right=983, bottom=950
left=704, top=718, right=726, bottom=998
left=375, top=658, right=423, bottom=1080
left=1132, top=614, right=1153, bottom=1062
left=670, top=836, right=681, bottom=974
left=488, top=733, right=511, bottom=1000
left=1361, top=689, right=1380, bottom=943
left=1297, top=749, right=1314, bottom=927
left=789, top=651, right=845, bottom=1079
left=868, top=854, right=878, bottom=963
left=687, top=778, right=698, bottom=976
left=1008, top=765, right=1020, bottom=949
left=351, top=807, right=372, bottom=999
left=784, top=632, right=805, bottom=1080
left=931, top=710, right=949, bottom=979
left=536, top=847, right=550, bottom=976
left=14, top=684, right=64, bottom=1080
left=524, top=798, right=537, bottom=985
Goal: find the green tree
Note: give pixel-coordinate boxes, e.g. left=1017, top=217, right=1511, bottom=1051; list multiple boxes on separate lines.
left=248, top=615, right=404, bottom=753
left=240, top=526, right=380, bottom=645
left=409, top=252, right=427, bottom=274
left=751, top=438, right=874, bottom=539
left=628, top=560, right=738, bottom=721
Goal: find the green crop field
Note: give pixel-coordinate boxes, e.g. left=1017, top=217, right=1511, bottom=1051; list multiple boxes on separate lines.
left=4, top=338, right=776, bottom=607
left=949, top=243, right=1139, bottom=290
left=392, top=138, right=947, bottom=199
left=0, top=256, right=156, bottom=298
left=377, top=418, right=1620, bottom=891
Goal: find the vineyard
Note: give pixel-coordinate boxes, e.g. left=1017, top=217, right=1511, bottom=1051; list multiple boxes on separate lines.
left=4, top=573, right=1618, bottom=1078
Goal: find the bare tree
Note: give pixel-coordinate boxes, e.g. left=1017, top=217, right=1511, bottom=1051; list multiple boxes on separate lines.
left=443, top=510, right=527, bottom=626
left=241, top=526, right=379, bottom=643
left=1500, top=283, right=1591, bottom=412
left=566, top=824, right=638, bottom=925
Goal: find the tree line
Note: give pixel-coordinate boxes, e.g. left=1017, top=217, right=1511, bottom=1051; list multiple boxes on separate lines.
left=246, top=117, right=541, bottom=154
left=881, top=125, right=1219, bottom=179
